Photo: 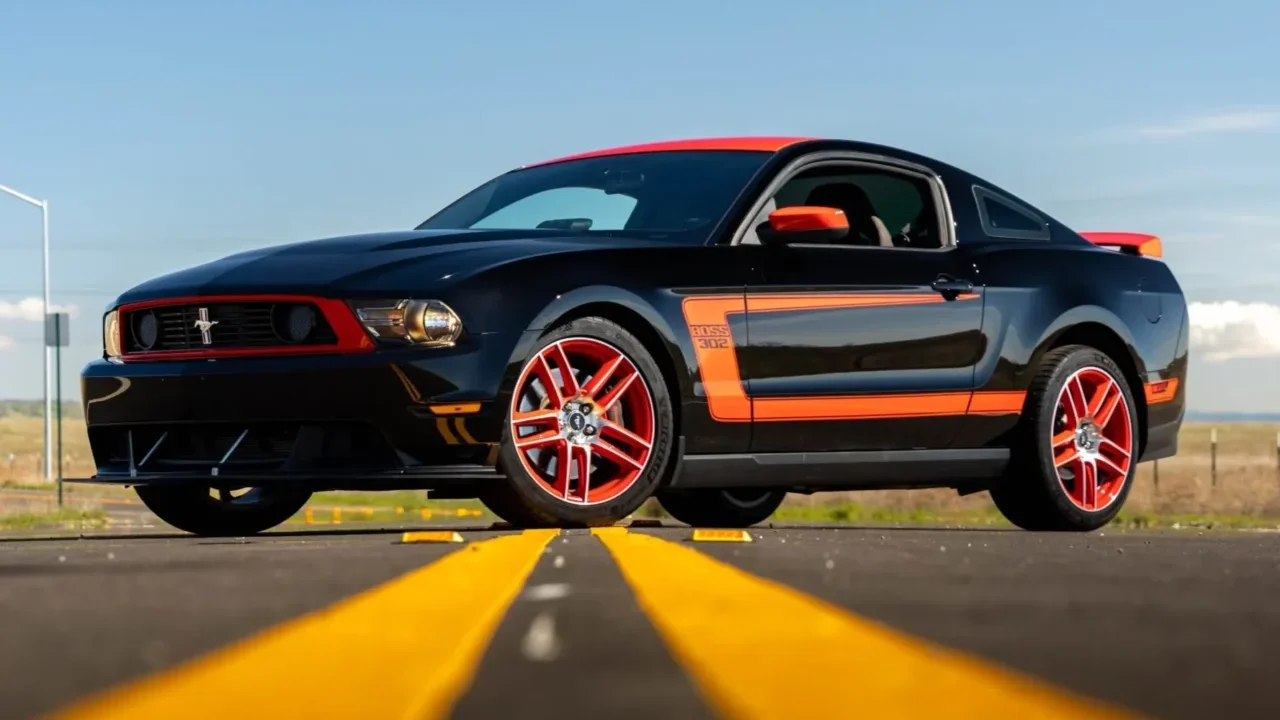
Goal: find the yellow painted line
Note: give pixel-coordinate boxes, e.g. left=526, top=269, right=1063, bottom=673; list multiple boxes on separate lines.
left=592, top=528, right=1139, bottom=719
left=48, top=529, right=559, bottom=720
left=690, top=528, right=752, bottom=543
left=401, top=530, right=465, bottom=544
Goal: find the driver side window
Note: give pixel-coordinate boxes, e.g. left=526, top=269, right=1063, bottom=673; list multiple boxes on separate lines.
left=743, top=163, right=944, bottom=249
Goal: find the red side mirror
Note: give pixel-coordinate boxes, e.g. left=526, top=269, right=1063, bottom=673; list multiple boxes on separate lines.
left=759, top=206, right=850, bottom=244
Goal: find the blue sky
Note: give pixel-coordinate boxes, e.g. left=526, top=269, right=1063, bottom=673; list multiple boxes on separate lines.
left=1, top=0, right=1278, bottom=411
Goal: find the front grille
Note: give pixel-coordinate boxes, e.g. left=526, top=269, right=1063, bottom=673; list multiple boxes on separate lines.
left=123, top=301, right=338, bottom=354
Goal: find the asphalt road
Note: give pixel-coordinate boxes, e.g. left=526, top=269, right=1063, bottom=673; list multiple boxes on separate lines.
left=2, top=523, right=1279, bottom=720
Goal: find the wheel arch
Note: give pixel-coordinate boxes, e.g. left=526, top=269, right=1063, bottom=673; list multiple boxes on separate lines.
left=513, top=286, right=692, bottom=438
left=1032, top=310, right=1149, bottom=455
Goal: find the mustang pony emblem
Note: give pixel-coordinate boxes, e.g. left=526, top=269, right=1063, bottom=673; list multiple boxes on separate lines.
left=193, top=307, right=218, bottom=345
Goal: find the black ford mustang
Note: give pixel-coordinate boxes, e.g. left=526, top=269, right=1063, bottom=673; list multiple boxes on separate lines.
left=79, top=136, right=1187, bottom=536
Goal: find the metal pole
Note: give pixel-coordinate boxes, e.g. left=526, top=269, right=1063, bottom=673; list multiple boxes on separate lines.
left=56, top=323, right=63, bottom=507
left=42, top=200, right=53, bottom=482
left=0, top=185, right=53, bottom=482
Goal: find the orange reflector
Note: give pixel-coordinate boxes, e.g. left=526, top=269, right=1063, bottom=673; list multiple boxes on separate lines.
left=691, top=528, right=754, bottom=543
left=430, top=402, right=482, bottom=415
left=400, top=530, right=465, bottom=544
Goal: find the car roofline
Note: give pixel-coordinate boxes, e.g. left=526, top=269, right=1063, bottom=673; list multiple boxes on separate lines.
left=519, top=136, right=818, bottom=168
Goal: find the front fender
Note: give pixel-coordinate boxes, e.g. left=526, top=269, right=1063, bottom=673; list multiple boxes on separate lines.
left=495, top=284, right=697, bottom=417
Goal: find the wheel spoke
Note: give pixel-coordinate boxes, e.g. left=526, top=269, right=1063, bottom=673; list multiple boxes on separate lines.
left=512, top=409, right=559, bottom=429
left=547, top=342, right=580, bottom=398
left=553, top=441, right=571, bottom=498
left=1086, top=378, right=1113, bottom=419
left=533, top=354, right=565, bottom=410
left=1052, top=429, right=1075, bottom=448
left=575, top=445, right=593, bottom=503
left=1080, top=460, right=1098, bottom=509
left=1054, top=446, right=1078, bottom=468
left=599, top=419, right=652, bottom=450
left=1096, top=453, right=1128, bottom=480
left=595, top=371, right=639, bottom=413
left=593, top=439, right=644, bottom=471
left=582, top=353, right=625, bottom=401
left=1094, top=393, right=1123, bottom=430
left=515, top=429, right=561, bottom=450
left=1100, top=437, right=1131, bottom=458
left=1067, top=377, right=1089, bottom=421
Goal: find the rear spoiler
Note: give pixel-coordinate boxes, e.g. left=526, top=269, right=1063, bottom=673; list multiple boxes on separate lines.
left=1078, top=231, right=1163, bottom=258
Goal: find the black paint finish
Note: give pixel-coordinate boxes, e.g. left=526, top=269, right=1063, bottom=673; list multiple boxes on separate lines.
left=77, top=138, right=1188, bottom=494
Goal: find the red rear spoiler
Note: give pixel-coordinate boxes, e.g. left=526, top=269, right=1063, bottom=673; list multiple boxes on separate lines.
left=1079, top=232, right=1163, bottom=259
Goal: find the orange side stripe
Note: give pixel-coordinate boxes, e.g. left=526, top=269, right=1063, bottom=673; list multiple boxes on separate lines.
left=680, top=296, right=751, bottom=422
left=967, top=390, right=1028, bottom=415
left=745, top=293, right=973, bottom=313
left=1143, top=379, right=1179, bottom=404
left=754, top=392, right=974, bottom=422
left=680, top=292, right=1015, bottom=423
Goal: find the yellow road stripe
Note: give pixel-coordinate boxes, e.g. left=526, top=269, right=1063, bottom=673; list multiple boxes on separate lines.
left=47, top=529, right=558, bottom=720
left=592, top=528, right=1139, bottom=719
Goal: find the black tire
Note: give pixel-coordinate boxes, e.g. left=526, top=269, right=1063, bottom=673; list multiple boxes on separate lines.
left=491, top=316, right=677, bottom=528
left=135, top=484, right=312, bottom=537
left=657, top=488, right=786, bottom=528
left=989, top=344, right=1139, bottom=532
left=476, top=483, right=543, bottom=526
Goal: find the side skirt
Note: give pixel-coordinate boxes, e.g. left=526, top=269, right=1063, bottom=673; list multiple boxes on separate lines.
left=666, top=448, right=1010, bottom=493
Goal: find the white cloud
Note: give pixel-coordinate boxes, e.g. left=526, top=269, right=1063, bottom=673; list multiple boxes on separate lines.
left=1189, top=301, right=1280, bottom=361
left=0, top=297, right=79, bottom=322
left=1137, top=111, right=1280, bottom=140
left=0, top=336, right=12, bottom=350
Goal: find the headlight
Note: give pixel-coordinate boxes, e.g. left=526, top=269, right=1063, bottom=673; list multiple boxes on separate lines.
left=351, top=299, right=463, bottom=347
left=103, top=310, right=122, bottom=358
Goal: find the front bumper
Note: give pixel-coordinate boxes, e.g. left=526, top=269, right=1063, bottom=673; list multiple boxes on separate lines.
left=79, top=331, right=528, bottom=488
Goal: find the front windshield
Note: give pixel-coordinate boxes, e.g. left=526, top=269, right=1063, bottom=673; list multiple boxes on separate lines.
left=416, top=150, right=773, bottom=244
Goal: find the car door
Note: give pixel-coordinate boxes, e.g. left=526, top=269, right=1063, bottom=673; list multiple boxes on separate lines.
left=736, top=159, right=988, bottom=453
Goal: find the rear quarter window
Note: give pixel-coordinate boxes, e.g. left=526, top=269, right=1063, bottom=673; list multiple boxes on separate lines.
left=972, top=185, right=1049, bottom=241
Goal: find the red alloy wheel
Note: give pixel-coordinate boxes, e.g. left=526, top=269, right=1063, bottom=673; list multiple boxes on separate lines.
left=1050, top=366, right=1134, bottom=512
left=508, top=337, right=656, bottom=506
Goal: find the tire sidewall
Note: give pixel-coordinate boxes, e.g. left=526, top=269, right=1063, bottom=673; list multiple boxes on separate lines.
left=658, top=488, right=786, bottom=528
left=497, top=317, right=675, bottom=526
left=1032, top=349, right=1139, bottom=528
left=136, top=485, right=312, bottom=536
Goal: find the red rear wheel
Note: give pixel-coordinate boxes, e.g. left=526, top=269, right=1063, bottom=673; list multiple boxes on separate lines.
left=1050, top=366, right=1134, bottom=513
left=989, top=345, right=1139, bottom=532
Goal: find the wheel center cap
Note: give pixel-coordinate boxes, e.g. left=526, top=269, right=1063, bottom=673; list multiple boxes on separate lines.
left=561, top=401, right=599, bottom=446
left=1076, top=422, right=1101, bottom=451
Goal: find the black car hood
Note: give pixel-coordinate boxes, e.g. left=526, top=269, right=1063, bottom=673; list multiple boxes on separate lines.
left=115, top=229, right=661, bottom=305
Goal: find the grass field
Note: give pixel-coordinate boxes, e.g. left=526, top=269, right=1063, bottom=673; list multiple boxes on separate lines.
left=2, top=415, right=1278, bottom=525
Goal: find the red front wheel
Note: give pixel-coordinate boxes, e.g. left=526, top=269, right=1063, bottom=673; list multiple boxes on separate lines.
left=482, top=317, right=676, bottom=528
